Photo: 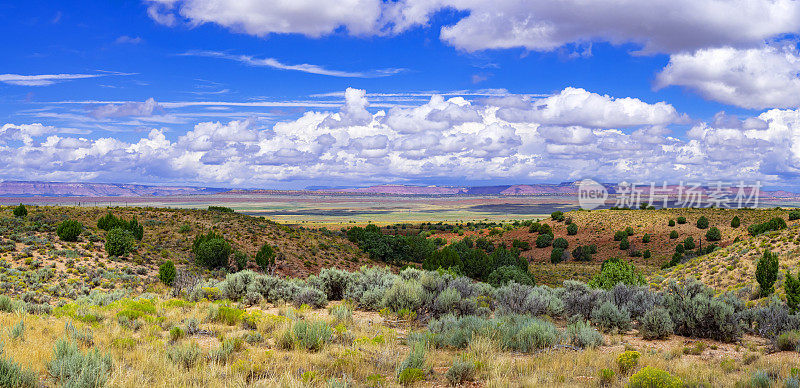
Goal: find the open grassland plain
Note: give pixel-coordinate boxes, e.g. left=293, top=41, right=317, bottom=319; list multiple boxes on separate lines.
left=0, top=205, right=798, bottom=387
left=0, top=194, right=584, bottom=227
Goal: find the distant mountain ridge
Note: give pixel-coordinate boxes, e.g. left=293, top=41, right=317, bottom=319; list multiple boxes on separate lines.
left=0, top=181, right=228, bottom=197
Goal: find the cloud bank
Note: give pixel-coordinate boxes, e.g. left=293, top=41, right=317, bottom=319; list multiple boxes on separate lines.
left=4, top=87, right=800, bottom=188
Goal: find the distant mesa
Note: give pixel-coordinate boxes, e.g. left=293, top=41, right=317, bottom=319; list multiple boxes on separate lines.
left=0, top=181, right=228, bottom=197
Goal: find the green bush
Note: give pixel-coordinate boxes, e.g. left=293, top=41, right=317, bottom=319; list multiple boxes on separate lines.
left=669, top=230, right=678, bottom=239
left=255, top=242, right=276, bottom=272
left=12, top=204, right=26, bottom=218
left=599, top=368, right=615, bottom=387
left=614, top=230, right=627, bottom=241
left=192, top=232, right=232, bottom=269
left=668, top=219, right=675, bottom=227
left=535, top=234, right=553, bottom=248
left=445, top=359, right=476, bottom=385
left=47, top=338, right=112, bottom=388
left=675, top=244, right=685, bottom=254
left=567, top=223, right=578, bottom=235
left=616, top=350, right=640, bottom=374
left=397, top=368, right=425, bottom=385
left=97, top=213, right=143, bottom=240
left=705, top=227, right=721, bottom=241
left=208, top=206, right=234, bottom=213
left=588, top=258, right=645, bottom=290
left=105, top=227, right=133, bottom=257
left=627, top=366, right=682, bottom=388
left=731, top=216, right=740, bottom=228
left=383, top=280, right=424, bottom=312
left=550, top=248, right=565, bottom=264
left=748, top=217, right=787, bottom=236
left=619, top=237, right=630, bottom=250
left=487, top=266, right=534, bottom=287
left=676, top=216, right=686, bottom=224
left=756, top=250, right=779, bottom=297
left=683, top=237, right=695, bottom=250
left=696, top=216, right=709, bottom=229
left=641, top=233, right=650, bottom=243
left=512, top=239, right=531, bottom=251
left=550, top=211, right=565, bottom=222
left=640, top=307, right=673, bottom=340
left=642, top=250, right=651, bottom=259
left=159, top=260, right=176, bottom=286
left=553, top=237, right=568, bottom=250
left=790, top=210, right=800, bottom=221
left=57, top=220, right=83, bottom=242
left=663, top=278, right=741, bottom=342
left=776, top=330, right=800, bottom=351
left=786, top=270, right=800, bottom=313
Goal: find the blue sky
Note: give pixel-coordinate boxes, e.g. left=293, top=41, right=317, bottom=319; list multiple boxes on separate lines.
left=2, top=0, right=800, bottom=189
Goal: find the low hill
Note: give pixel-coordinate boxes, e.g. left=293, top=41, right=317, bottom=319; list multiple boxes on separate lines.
left=0, top=181, right=228, bottom=197
left=655, top=223, right=800, bottom=299
left=0, top=205, right=371, bottom=303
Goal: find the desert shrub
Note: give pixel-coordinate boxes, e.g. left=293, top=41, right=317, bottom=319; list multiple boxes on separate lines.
left=696, top=216, right=709, bottom=229
left=786, top=270, right=800, bottom=313
left=209, top=338, right=244, bottom=363
left=611, top=284, right=660, bottom=320
left=344, top=267, right=398, bottom=310
left=731, top=216, right=740, bottom=228
left=550, top=248, right=565, bottom=264
left=619, top=237, right=630, bottom=250
left=12, top=204, right=26, bottom=218
left=96, top=213, right=143, bottom=240
left=550, top=211, right=565, bottom=222
left=0, top=296, right=13, bottom=313
left=668, top=219, right=675, bottom=227
left=749, top=370, right=773, bottom=388
left=523, top=286, right=565, bottom=317
left=628, top=366, right=682, bottom=388
left=683, top=237, right=695, bottom=250
left=790, top=210, right=800, bottom=221
left=742, top=298, right=800, bottom=338
left=209, top=305, right=245, bottom=325
left=0, top=348, right=38, bottom=388
left=515, top=319, right=561, bottom=351
left=159, top=260, right=176, bottom=286
left=564, top=319, right=603, bottom=348
left=47, top=338, right=112, bottom=388
left=427, top=315, right=559, bottom=352
left=675, top=244, right=685, bottom=254
left=329, top=304, right=353, bottom=324
left=588, top=258, right=645, bottom=290
left=567, top=223, right=578, bottom=235
left=535, top=234, right=553, bottom=248
left=538, top=223, right=552, bottom=235
left=572, top=245, right=595, bottom=261
left=318, top=268, right=355, bottom=300
left=706, top=227, right=721, bottom=241
left=233, top=251, right=247, bottom=271
left=591, top=301, right=632, bottom=332
left=676, top=216, right=686, bottom=224
left=383, top=280, right=424, bottom=313
left=757, top=250, right=779, bottom=296
left=166, top=342, right=201, bottom=369
left=494, top=282, right=535, bottom=315
left=669, top=230, right=678, bottom=239
left=192, top=232, right=232, bottom=270
left=749, top=217, right=787, bottom=236
left=293, top=287, right=328, bottom=308
left=488, top=266, right=534, bottom=287
left=642, top=250, right=651, bottom=259
left=254, top=242, right=276, bottom=272
left=105, top=227, right=133, bottom=257
left=640, top=307, right=673, bottom=340
left=221, top=270, right=257, bottom=301
left=776, top=330, right=800, bottom=351
left=57, top=220, right=83, bottom=242
left=663, top=278, right=742, bottom=342
left=614, top=230, right=627, bottom=241
left=397, top=341, right=428, bottom=379
left=445, top=358, right=476, bottom=385
left=292, top=320, right=333, bottom=351
left=561, top=280, right=605, bottom=319
left=641, top=233, right=650, bottom=243
left=616, top=350, right=640, bottom=374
